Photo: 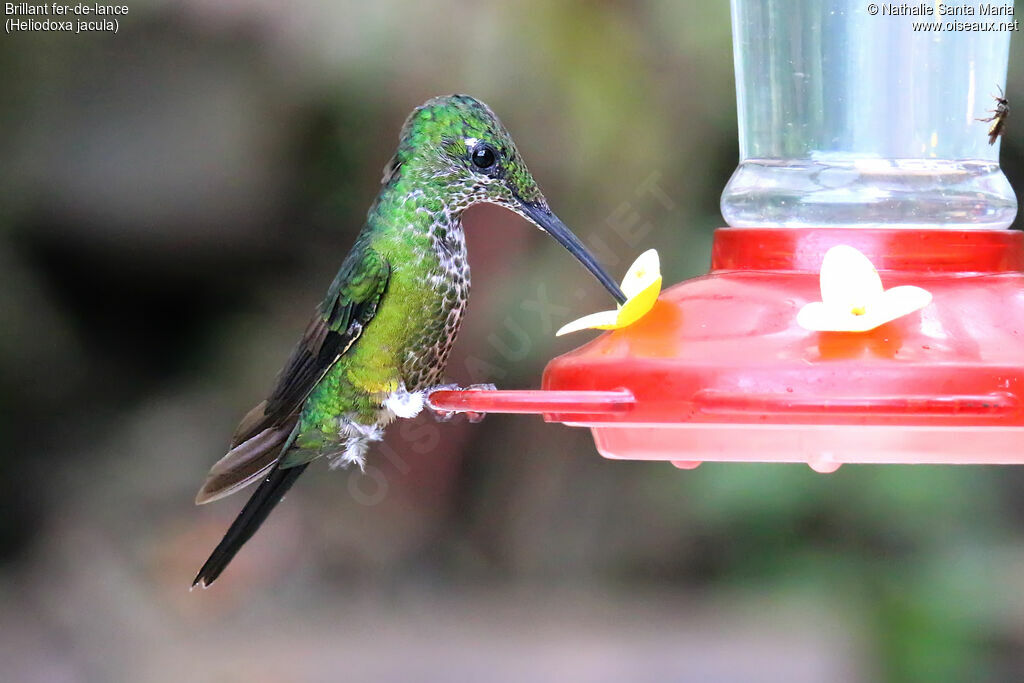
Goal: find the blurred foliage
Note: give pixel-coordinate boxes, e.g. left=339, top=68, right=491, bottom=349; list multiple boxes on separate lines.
left=1, top=1, right=1023, bottom=681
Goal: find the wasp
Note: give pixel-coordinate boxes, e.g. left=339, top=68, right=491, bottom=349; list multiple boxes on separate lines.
left=977, top=85, right=1009, bottom=145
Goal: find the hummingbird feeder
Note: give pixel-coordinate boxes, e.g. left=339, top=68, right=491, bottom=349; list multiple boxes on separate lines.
left=430, top=0, right=1021, bottom=471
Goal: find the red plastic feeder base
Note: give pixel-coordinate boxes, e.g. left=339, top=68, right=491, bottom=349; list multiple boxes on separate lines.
left=429, top=228, right=1024, bottom=470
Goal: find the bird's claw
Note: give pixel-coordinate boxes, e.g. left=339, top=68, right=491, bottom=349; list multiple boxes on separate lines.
left=426, top=383, right=496, bottom=423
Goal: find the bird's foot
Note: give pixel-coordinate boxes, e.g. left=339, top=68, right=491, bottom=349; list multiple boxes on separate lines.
left=425, top=383, right=497, bottom=423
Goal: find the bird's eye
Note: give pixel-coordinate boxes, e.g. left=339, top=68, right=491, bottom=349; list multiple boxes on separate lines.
left=471, top=144, right=498, bottom=172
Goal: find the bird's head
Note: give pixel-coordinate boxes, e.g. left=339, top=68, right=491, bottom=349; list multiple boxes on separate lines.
left=387, top=94, right=625, bottom=303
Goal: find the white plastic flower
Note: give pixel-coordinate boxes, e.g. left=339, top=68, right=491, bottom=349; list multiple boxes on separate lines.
left=556, top=249, right=662, bottom=336
left=797, top=245, right=932, bottom=333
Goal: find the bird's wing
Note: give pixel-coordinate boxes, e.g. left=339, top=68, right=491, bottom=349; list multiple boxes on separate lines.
left=195, top=239, right=391, bottom=504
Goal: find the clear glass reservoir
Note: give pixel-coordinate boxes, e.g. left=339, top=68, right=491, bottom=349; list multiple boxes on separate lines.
left=721, top=0, right=1018, bottom=229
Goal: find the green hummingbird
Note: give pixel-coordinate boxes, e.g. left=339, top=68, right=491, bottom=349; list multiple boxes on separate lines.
left=192, top=94, right=625, bottom=588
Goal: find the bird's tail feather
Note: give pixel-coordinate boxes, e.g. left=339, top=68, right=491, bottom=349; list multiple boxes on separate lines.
left=192, top=463, right=309, bottom=589
left=195, top=422, right=296, bottom=505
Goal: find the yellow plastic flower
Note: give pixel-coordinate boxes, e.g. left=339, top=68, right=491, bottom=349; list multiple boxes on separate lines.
left=797, top=245, right=932, bottom=333
left=556, top=249, right=662, bottom=336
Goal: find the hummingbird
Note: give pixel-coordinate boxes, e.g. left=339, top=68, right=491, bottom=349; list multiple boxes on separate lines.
left=192, top=94, right=626, bottom=588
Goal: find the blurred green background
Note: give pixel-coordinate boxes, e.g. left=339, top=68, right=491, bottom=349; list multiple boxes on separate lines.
left=2, top=1, right=1023, bottom=681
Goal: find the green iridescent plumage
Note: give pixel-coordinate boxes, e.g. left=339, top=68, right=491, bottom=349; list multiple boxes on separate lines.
left=192, top=94, right=624, bottom=588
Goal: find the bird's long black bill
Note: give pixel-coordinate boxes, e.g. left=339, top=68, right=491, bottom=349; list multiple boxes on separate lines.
left=519, top=201, right=626, bottom=304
